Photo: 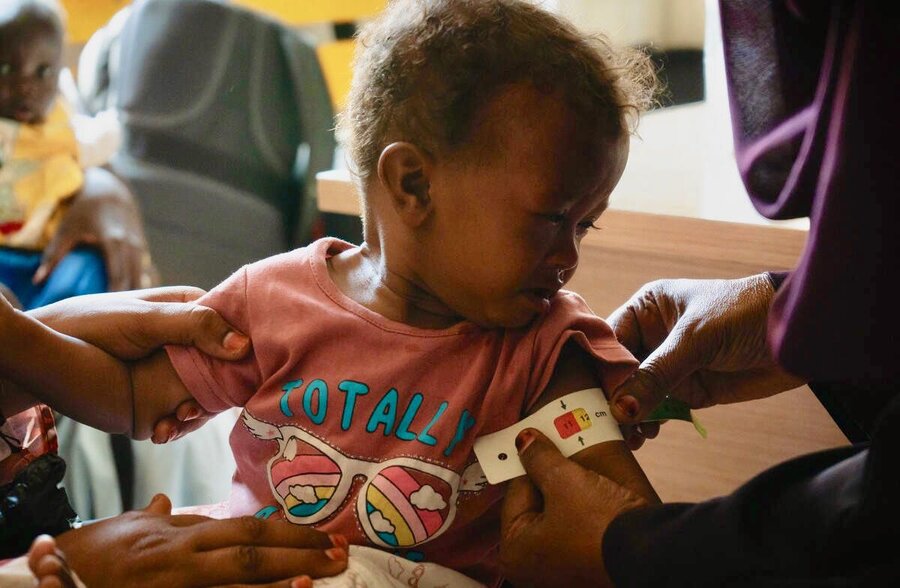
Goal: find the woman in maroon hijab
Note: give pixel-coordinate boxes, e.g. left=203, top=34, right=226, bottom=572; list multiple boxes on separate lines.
left=500, top=1, right=899, bottom=585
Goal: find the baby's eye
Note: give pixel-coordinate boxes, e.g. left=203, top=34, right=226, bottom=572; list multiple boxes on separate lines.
left=543, top=212, right=567, bottom=225
left=0, top=64, right=12, bottom=76
left=575, top=219, right=601, bottom=237
left=36, top=65, right=55, bottom=80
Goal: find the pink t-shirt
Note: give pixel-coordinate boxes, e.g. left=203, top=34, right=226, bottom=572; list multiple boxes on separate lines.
left=167, top=238, right=636, bottom=585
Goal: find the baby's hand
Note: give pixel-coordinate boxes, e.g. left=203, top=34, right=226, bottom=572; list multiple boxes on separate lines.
left=151, top=399, right=212, bottom=443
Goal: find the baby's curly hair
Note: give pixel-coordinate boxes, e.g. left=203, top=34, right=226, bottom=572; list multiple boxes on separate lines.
left=338, top=0, right=656, bottom=186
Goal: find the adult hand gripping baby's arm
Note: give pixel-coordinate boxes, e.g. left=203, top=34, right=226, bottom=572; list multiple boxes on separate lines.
left=54, top=494, right=348, bottom=588
left=28, top=286, right=249, bottom=440
left=28, top=286, right=249, bottom=360
left=606, top=275, right=806, bottom=426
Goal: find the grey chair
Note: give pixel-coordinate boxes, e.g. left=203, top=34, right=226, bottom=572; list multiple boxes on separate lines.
left=59, top=0, right=336, bottom=518
left=80, top=0, right=336, bottom=288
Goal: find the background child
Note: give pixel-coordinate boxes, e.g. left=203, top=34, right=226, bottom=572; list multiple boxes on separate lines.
left=7, top=0, right=658, bottom=585
left=0, top=0, right=136, bottom=310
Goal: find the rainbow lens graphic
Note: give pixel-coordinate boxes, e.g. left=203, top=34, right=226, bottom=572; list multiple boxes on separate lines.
left=364, top=465, right=453, bottom=547
left=271, top=439, right=342, bottom=518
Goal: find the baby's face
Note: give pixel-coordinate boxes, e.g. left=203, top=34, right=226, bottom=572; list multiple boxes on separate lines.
left=0, top=19, right=62, bottom=124
left=415, top=83, right=628, bottom=328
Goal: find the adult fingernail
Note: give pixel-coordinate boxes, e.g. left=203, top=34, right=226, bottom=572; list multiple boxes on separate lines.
left=153, top=425, right=170, bottom=443
left=616, top=395, right=639, bottom=419
left=330, top=533, right=349, bottom=550
left=291, top=577, right=313, bottom=588
left=325, top=547, right=347, bottom=561
left=32, top=266, right=47, bottom=284
left=223, top=331, right=246, bottom=351
left=515, top=429, right=535, bottom=453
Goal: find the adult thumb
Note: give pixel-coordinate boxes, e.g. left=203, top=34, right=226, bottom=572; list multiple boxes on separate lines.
left=610, top=331, right=703, bottom=424
left=141, top=493, right=173, bottom=515
left=140, top=302, right=250, bottom=361
left=515, top=428, right=578, bottom=495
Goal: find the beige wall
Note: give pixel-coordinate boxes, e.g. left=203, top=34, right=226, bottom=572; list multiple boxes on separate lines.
left=546, top=0, right=705, bottom=49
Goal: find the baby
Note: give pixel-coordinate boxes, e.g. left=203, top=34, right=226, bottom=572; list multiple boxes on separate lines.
left=0, top=0, right=118, bottom=310
left=9, top=0, right=658, bottom=585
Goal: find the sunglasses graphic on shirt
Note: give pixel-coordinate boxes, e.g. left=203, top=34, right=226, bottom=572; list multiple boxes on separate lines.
left=241, top=410, right=486, bottom=549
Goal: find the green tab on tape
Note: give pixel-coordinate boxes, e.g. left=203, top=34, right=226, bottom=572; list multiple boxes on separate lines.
left=645, top=397, right=707, bottom=438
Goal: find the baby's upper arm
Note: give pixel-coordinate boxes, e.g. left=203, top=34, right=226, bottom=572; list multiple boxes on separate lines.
left=529, top=341, right=659, bottom=503
left=529, top=340, right=602, bottom=411
left=130, top=349, right=195, bottom=440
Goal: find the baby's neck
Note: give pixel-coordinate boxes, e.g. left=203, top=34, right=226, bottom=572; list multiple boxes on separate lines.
left=327, top=242, right=465, bottom=330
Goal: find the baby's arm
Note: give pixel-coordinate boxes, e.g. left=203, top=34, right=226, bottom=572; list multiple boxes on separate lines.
left=528, top=341, right=659, bottom=503
left=129, top=349, right=197, bottom=440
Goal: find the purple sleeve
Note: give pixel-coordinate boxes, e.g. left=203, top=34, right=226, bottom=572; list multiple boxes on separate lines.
left=765, top=271, right=789, bottom=291
left=721, top=1, right=899, bottom=382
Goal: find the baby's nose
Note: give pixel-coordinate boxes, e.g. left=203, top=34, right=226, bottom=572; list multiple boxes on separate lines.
left=17, top=78, right=38, bottom=96
left=548, top=231, right=580, bottom=272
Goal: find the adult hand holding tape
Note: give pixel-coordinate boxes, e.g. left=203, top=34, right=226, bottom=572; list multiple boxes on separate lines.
left=474, top=388, right=702, bottom=484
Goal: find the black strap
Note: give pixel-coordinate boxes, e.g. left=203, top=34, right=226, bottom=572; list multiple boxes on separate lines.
left=110, top=434, right=134, bottom=511
left=0, top=454, right=77, bottom=558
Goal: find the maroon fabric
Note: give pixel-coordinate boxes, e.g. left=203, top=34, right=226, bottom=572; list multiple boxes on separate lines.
left=721, top=0, right=899, bottom=382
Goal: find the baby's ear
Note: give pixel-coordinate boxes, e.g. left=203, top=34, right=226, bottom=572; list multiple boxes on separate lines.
left=377, top=142, right=433, bottom=226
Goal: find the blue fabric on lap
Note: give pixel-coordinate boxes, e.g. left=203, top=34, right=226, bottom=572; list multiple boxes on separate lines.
left=0, top=247, right=108, bottom=310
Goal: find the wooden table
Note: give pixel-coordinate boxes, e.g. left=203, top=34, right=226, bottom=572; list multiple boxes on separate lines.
left=315, top=102, right=848, bottom=502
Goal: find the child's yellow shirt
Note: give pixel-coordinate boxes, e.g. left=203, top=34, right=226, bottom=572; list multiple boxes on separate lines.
left=0, top=102, right=83, bottom=250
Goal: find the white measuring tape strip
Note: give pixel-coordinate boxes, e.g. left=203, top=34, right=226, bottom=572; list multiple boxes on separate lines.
left=473, top=388, right=622, bottom=484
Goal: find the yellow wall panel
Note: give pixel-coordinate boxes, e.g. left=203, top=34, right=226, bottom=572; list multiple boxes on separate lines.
left=60, top=0, right=131, bottom=43
left=231, top=0, right=385, bottom=25
left=317, top=39, right=356, bottom=111
left=61, top=1, right=386, bottom=44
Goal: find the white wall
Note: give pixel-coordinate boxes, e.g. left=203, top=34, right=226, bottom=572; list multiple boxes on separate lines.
left=541, top=0, right=705, bottom=49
